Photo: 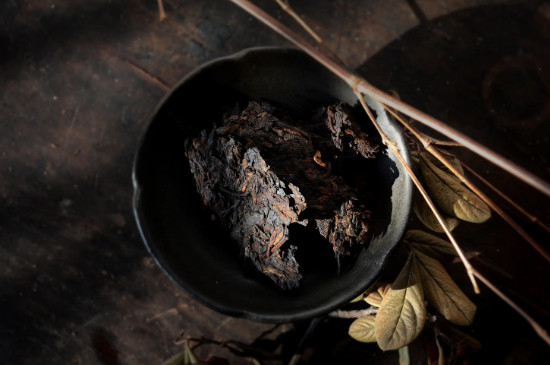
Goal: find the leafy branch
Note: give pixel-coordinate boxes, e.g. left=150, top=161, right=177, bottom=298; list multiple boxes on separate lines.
left=346, top=231, right=476, bottom=351
left=228, top=0, right=550, bottom=347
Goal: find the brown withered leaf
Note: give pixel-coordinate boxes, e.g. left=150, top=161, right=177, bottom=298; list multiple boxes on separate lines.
left=418, top=153, right=491, bottom=223
left=413, top=189, right=460, bottom=233
left=375, top=253, right=426, bottom=351
left=414, top=250, right=476, bottom=326
left=349, top=316, right=377, bottom=343
left=404, top=230, right=458, bottom=261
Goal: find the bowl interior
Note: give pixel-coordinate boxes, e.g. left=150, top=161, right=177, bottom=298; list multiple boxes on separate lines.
left=133, top=47, right=412, bottom=322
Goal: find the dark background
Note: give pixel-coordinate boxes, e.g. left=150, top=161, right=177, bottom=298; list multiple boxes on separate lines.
left=1, top=0, right=549, bottom=364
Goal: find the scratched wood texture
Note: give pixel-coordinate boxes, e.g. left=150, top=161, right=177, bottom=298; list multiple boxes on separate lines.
left=1, top=0, right=549, bottom=364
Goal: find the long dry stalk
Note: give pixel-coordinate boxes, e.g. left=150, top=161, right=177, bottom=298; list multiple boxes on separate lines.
left=157, top=0, right=167, bottom=22
left=228, top=0, right=550, bottom=198
left=386, top=107, right=550, bottom=262
left=274, top=0, right=347, bottom=65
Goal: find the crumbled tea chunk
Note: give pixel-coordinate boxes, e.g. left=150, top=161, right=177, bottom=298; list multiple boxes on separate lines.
left=185, top=101, right=381, bottom=289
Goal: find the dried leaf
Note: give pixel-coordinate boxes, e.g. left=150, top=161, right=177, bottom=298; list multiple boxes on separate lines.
left=365, top=290, right=384, bottom=307
left=350, top=293, right=365, bottom=303
left=414, top=250, right=476, bottom=326
left=377, top=283, right=390, bottom=296
left=418, top=153, right=491, bottom=223
left=404, top=230, right=458, bottom=260
left=398, top=345, right=411, bottom=365
left=350, top=283, right=378, bottom=303
left=375, top=253, right=426, bottom=351
left=349, top=316, right=377, bottom=343
left=413, top=189, right=460, bottom=233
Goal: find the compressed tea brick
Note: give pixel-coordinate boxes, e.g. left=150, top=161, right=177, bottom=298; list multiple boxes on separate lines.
left=185, top=101, right=381, bottom=289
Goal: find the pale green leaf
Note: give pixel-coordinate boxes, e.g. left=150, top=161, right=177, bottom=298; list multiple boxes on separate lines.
left=404, top=230, right=458, bottom=260
left=375, top=253, right=426, bottom=351
left=413, top=189, right=460, bottom=233
left=349, top=316, right=377, bottom=343
left=418, top=154, right=491, bottom=223
left=414, top=250, right=476, bottom=326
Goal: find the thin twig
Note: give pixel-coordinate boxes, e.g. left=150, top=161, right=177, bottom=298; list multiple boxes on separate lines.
left=228, top=0, right=550, bottom=198
left=432, top=140, right=462, bottom=147
left=386, top=107, right=550, bottom=262
left=354, top=90, right=479, bottom=293
left=329, top=307, right=378, bottom=319
left=274, top=0, right=347, bottom=65
left=157, top=0, right=167, bottom=22
left=461, top=162, right=550, bottom=234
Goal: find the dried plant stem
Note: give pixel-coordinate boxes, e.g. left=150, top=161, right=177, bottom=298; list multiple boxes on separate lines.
left=461, top=162, right=550, bottom=235
left=354, top=90, right=480, bottom=294
left=228, top=0, right=550, bottom=198
left=474, top=270, right=550, bottom=346
left=329, top=307, right=378, bottom=319
left=274, top=0, right=347, bottom=65
left=157, top=0, right=167, bottom=22
left=386, top=108, right=550, bottom=262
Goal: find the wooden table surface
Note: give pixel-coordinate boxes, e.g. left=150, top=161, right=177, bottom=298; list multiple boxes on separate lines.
left=1, top=0, right=549, bottom=364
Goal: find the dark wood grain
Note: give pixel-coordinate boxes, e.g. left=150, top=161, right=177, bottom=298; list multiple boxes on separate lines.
left=1, top=0, right=548, bottom=364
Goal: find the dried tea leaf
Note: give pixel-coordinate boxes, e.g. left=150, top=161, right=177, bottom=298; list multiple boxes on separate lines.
left=186, top=101, right=379, bottom=289
left=413, top=189, right=460, bottom=233
left=414, top=250, right=476, bottom=326
left=375, top=253, right=426, bottom=351
left=349, top=316, right=377, bottom=343
left=365, top=290, right=384, bottom=307
left=418, top=154, right=491, bottom=223
left=404, top=230, right=458, bottom=260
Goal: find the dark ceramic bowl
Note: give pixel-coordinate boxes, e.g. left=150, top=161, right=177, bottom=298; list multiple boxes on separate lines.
left=132, top=47, right=412, bottom=323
